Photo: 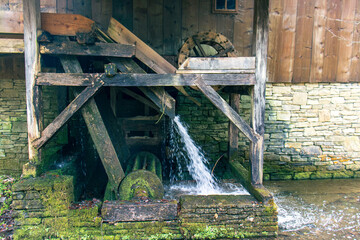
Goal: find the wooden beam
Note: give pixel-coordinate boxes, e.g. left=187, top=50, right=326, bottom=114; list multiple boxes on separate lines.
left=229, top=93, right=240, bottom=159
left=0, top=12, right=94, bottom=35
left=106, top=18, right=199, bottom=106
left=36, top=73, right=256, bottom=87
left=40, top=41, right=135, bottom=57
left=118, top=88, right=160, bottom=112
left=0, top=39, right=24, bottom=53
left=109, top=58, right=176, bottom=118
left=178, top=57, right=256, bottom=71
left=32, top=78, right=104, bottom=149
left=195, top=79, right=259, bottom=143
left=23, top=0, right=42, bottom=169
left=60, top=56, right=126, bottom=195
left=251, top=0, right=269, bottom=186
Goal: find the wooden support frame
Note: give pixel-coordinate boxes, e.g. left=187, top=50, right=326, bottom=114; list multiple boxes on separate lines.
left=36, top=73, right=256, bottom=87
left=23, top=0, right=42, bottom=170
left=32, top=77, right=105, bottom=149
left=250, top=0, right=269, bottom=186
left=40, top=41, right=135, bottom=57
left=228, top=93, right=240, bottom=159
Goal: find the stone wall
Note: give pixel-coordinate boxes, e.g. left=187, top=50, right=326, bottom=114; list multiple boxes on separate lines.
left=176, top=83, right=360, bottom=180
left=0, top=56, right=67, bottom=176
left=12, top=175, right=277, bottom=239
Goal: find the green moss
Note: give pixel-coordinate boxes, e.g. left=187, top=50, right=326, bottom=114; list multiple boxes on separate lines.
left=310, top=171, right=333, bottom=179
left=333, top=171, right=354, bottom=179
left=294, top=172, right=312, bottom=180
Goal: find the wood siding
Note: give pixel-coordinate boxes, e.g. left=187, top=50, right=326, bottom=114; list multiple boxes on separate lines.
left=268, top=0, right=360, bottom=83
left=113, top=0, right=254, bottom=56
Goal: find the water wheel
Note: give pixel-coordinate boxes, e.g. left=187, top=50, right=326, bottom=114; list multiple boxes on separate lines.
left=177, top=31, right=239, bottom=67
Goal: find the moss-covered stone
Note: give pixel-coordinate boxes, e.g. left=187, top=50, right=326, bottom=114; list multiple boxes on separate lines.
left=310, top=171, right=333, bottom=179
left=294, top=172, right=312, bottom=180
left=332, top=171, right=354, bottom=179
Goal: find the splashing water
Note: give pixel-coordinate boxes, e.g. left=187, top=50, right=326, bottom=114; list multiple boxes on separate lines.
left=170, top=116, right=220, bottom=194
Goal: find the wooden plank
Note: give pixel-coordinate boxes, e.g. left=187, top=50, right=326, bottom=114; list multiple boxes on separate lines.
left=36, top=72, right=257, bottom=87
left=112, top=0, right=133, bottom=31
left=292, top=0, right=315, bottom=83
left=73, top=0, right=91, bottom=18
left=182, top=0, right=199, bottom=41
left=0, top=38, right=24, bottom=53
left=251, top=0, right=269, bottom=186
left=33, top=78, right=104, bottom=149
left=229, top=93, right=240, bottom=159
left=148, top=0, right=163, bottom=53
left=163, top=0, right=181, bottom=55
left=233, top=0, right=254, bottom=56
left=24, top=0, right=42, bottom=166
left=322, top=0, right=342, bottom=82
left=215, top=11, right=235, bottom=44
left=91, top=0, right=112, bottom=29
left=309, top=0, right=327, bottom=82
left=109, top=57, right=176, bottom=118
left=40, top=41, right=135, bottom=57
left=56, top=0, right=67, bottom=13
left=0, top=12, right=94, bottom=35
left=195, top=79, right=258, bottom=143
left=133, top=0, right=148, bottom=42
left=350, top=0, right=360, bottom=82
left=107, top=18, right=175, bottom=74
left=118, top=88, right=159, bottom=112
left=277, top=0, right=297, bottom=82
left=336, top=0, right=356, bottom=82
left=176, top=69, right=255, bottom=74
left=267, top=0, right=283, bottom=82
left=198, top=0, right=216, bottom=32
left=178, top=57, right=256, bottom=70
left=60, top=55, right=126, bottom=195
left=107, top=17, right=200, bottom=105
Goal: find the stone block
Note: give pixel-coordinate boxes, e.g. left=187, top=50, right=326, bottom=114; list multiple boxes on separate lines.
left=294, top=172, right=312, bottom=180
left=332, top=171, right=354, bottom=179
left=310, top=171, right=333, bottom=179
left=271, top=174, right=293, bottom=180
left=277, top=111, right=291, bottom=121
left=102, top=200, right=178, bottom=222
left=301, top=146, right=322, bottom=155
left=292, top=92, right=307, bottom=105
left=319, top=110, right=331, bottom=122
left=285, top=142, right=302, bottom=149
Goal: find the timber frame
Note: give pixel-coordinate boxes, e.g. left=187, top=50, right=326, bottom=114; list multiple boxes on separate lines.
left=2, top=0, right=270, bottom=201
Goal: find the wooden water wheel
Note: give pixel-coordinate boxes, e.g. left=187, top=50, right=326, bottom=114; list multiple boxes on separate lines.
left=177, top=31, right=239, bottom=67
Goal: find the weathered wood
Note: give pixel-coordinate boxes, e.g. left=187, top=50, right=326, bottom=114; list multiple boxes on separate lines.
left=24, top=0, right=42, bottom=166
left=228, top=160, right=273, bottom=204
left=112, top=0, right=133, bottom=31
left=195, top=79, right=258, bottom=143
left=251, top=0, right=269, bottom=186
left=0, top=12, right=94, bottom=35
left=336, top=0, right=356, bottom=82
left=32, top=78, right=104, bottom=149
left=133, top=0, right=148, bottom=42
left=309, top=0, right=326, bottom=82
left=36, top=72, right=256, bottom=87
left=234, top=0, right=254, bottom=56
left=229, top=93, right=240, bottom=159
left=178, top=57, right=256, bottom=71
left=60, top=55, right=126, bottom=194
left=350, top=1, right=360, bottom=82
left=118, top=88, right=159, bottom=112
left=40, top=41, right=135, bottom=57
left=163, top=0, right=181, bottom=55
left=148, top=0, right=163, bottom=53
left=109, top=58, right=176, bottom=118
left=182, top=0, right=199, bottom=41
left=0, top=39, right=24, bottom=53
left=107, top=17, right=196, bottom=105
left=293, top=0, right=315, bottom=83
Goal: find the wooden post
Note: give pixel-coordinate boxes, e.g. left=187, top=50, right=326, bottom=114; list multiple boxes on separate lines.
left=251, top=0, right=269, bottom=186
left=229, top=93, right=240, bottom=160
left=23, top=0, right=42, bottom=176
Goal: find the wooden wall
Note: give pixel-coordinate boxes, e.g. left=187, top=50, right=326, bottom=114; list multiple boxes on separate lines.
left=113, top=0, right=254, bottom=56
left=268, top=0, right=360, bottom=83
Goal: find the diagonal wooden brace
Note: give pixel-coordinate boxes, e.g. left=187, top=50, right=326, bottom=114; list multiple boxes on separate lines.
left=195, top=78, right=259, bottom=143
left=33, top=77, right=104, bottom=149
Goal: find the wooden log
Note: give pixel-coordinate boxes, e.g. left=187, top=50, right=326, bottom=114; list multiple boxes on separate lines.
left=0, top=12, right=94, bottom=35
left=60, top=56, right=126, bottom=195
left=23, top=0, right=42, bottom=168
left=195, top=79, right=258, bottom=143
left=228, top=93, right=240, bottom=159
left=32, top=78, right=104, bottom=149
left=36, top=73, right=256, bottom=87
left=0, top=39, right=24, bottom=53
left=40, top=41, right=135, bottom=57
left=109, top=58, right=176, bottom=118
left=251, top=0, right=269, bottom=186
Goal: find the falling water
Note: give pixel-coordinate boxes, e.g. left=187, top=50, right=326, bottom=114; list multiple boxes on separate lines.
left=170, top=116, right=220, bottom=194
